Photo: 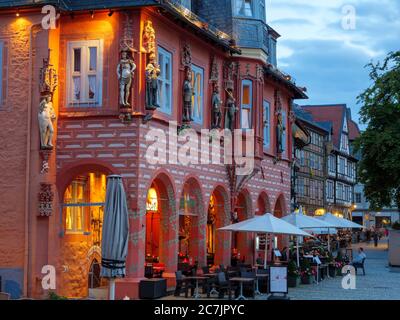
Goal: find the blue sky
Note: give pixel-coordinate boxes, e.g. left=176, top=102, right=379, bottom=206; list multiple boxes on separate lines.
left=267, top=0, right=400, bottom=128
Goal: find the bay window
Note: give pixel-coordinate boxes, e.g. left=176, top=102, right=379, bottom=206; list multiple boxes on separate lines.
left=240, top=80, right=252, bottom=129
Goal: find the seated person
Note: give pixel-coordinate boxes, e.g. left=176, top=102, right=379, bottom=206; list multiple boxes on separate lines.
left=351, top=248, right=366, bottom=265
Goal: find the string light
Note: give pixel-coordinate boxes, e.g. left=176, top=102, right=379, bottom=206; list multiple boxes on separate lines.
left=16, top=9, right=20, bottom=17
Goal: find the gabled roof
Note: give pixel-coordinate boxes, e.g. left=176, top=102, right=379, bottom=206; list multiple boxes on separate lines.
left=293, top=104, right=329, bottom=134
left=301, top=104, right=348, bottom=149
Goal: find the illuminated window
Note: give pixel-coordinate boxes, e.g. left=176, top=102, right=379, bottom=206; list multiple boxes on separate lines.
left=64, top=172, right=106, bottom=234
left=191, top=64, right=204, bottom=124
left=157, top=46, right=172, bottom=114
left=263, top=100, right=270, bottom=149
left=281, top=111, right=287, bottom=152
left=241, top=80, right=252, bottom=129
left=67, top=40, right=103, bottom=107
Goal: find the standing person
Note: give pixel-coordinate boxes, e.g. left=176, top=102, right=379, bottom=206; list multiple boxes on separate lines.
left=373, top=231, right=379, bottom=247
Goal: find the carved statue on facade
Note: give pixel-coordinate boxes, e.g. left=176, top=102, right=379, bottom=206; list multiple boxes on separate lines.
left=145, top=53, right=161, bottom=110
left=181, top=43, right=192, bottom=68
left=224, top=88, right=237, bottom=131
left=38, top=95, right=56, bottom=150
left=276, top=112, right=285, bottom=153
left=182, top=67, right=194, bottom=122
left=38, top=183, right=54, bottom=217
left=117, top=49, right=136, bottom=107
left=143, top=20, right=156, bottom=54
left=211, top=85, right=222, bottom=129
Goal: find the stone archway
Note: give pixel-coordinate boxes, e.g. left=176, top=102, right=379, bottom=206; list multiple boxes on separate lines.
left=178, top=177, right=206, bottom=267
left=273, top=194, right=288, bottom=250
left=144, top=172, right=178, bottom=274
left=234, top=189, right=253, bottom=264
left=208, top=185, right=230, bottom=267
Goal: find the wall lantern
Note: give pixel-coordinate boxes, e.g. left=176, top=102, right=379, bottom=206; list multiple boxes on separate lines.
left=146, top=187, right=158, bottom=212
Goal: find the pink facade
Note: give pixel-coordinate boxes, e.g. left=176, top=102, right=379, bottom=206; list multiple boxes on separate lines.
left=0, top=5, right=305, bottom=299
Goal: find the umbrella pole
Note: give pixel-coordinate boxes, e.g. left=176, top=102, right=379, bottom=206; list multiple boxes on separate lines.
left=264, top=233, right=268, bottom=269
left=109, top=278, right=116, bottom=300
left=328, top=228, right=331, bottom=252
left=296, top=237, right=300, bottom=268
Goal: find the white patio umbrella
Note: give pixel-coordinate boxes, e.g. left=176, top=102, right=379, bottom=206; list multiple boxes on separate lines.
left=282, top=207, right=335, bottom=267
left=316, top=212, right=364, bottom=251
left=101, top=175, right=130, bottom=300
left=218, top=213, right=312, bottom=269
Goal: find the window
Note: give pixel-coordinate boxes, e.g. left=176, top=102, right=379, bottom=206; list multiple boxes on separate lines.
left=260, top=0, right=266, bottom=21
left=341, top=133, right=349, bottom=153
left=263, top=100, right=270, bottom=148
left=337, top=183, right=344, bottom=200
left=240, top=80, right=252, bottom=129
left=338, top=156, right=346, bottom=174
left=268, top=37, right=277, bottom=67
left=67, top=40, right=103, bottom=107
left=355, top=192, right=362, bottom=204
left=191, top=64, right=204, bottom=124
left=235, top=0, right=253, bottom=17
left=326, top=180, right=334, bottom=200
left=328, top=155, right=336, bottom=174
left=0, top=41, right=3, bottom=104
left=157, top=46, right=172, bottom=114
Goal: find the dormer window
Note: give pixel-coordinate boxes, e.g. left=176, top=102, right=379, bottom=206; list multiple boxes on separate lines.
left=235, top=0, right=253, bottom=17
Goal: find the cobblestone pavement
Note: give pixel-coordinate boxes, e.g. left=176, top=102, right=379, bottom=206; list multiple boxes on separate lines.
left=161, top=238, right=400, bottom=301
left=287, top=239, right=400, bottom=300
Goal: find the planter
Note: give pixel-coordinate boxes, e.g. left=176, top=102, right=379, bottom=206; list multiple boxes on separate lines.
left=328, top=265, right=337, bottom=278
left=389, top=230, right=400, bottom=267
left=288, top=275, right=300, bottom=287
left=300, top=275, right=314, bottom=285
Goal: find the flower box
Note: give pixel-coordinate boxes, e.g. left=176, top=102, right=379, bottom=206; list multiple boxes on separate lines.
left=288, top=275, right=300, bottom=288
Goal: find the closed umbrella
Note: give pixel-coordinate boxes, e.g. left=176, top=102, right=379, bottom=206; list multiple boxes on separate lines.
left=219, top=213, right=311, bottom=269
left=282, top=207, right=335, bottom=267
left=101, top=175, right=130, bottom=300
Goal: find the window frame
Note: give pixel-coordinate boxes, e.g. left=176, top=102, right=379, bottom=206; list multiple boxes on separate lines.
left=157, top=46, right=173, bottom=115
left=240, top=79, right=253, bottom=129
left=234, top=0, right=254, bottom=18
left=66, top=39, right=104, bottom=107
left=191, top=64, right=204, bottom=124
left=263, top=100, right=270, bottom=149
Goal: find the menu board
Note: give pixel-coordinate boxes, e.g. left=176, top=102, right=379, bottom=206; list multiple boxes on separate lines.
left=269, top=266, right=288, bottom=294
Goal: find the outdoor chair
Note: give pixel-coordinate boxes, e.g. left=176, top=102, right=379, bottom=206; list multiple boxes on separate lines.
left=174, top=271, right=194, bottom=298
left=256, top=268, right=269, bottom=293
left=353, top=258, right=366, bottom=275
left=215, top=272, right=236, bottom=299
left=0, top=292, right=10, bottom=300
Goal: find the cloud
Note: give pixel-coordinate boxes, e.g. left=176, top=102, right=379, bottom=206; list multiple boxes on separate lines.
left=267, top=0, right=399, bottom=128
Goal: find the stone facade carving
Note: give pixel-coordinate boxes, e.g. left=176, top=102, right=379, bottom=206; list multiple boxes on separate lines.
left=38, top=95, right=56, bottom=150
left=181, top=43, right=192, bottom=68
left=182, top=67, right=194, bottom=123
left=209, top=56, right=219, bottom=83
left=39, top=49, right=58, bottom=95
left=275, top=90, right=285, bottom=154
left=211, top=85, right=222, bottom=129
left=38, top=183, right=54, bottom=217
left=143, top=21, right=160, bottom=111
left=224, top=88, right=237, bottom=131
left=118, top=12, right=137, bottom=122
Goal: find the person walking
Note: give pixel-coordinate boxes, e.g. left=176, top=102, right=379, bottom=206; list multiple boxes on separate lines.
left=373, top=231, right=379, bottom=247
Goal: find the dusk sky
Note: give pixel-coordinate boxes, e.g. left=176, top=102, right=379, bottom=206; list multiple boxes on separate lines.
left=267, top=0, right=400, bottom=128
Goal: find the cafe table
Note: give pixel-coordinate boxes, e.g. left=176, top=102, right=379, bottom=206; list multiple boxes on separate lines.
left=202, top=273, right=219, bottom=295
left=229, top=277, right=255, bottom=300
left=254, top=273, right=269, bottom=295
left=184, top=276, right=208, bottom=299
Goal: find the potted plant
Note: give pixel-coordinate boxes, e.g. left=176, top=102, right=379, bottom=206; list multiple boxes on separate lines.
left=287, top=260, right=300, bottom=287
left=300, top=259, right=315, bottom=284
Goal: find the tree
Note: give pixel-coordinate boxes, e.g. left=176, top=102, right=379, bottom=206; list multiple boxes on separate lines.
left=355, top=51, right=400, bottom=210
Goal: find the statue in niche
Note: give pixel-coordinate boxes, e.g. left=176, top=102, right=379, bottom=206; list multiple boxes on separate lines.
left=145, top=53, right=161, bottom=110
left=211, top=84, right=222, bottom=129
left=182, top=67, right=194, bottom=122
left=38, top=95, right=56, bottom=150
left=224, top=88, right=238, bottom=131
left=117, top=48, right=136, bottom=107
left=276, top=111, right=285, bottom=153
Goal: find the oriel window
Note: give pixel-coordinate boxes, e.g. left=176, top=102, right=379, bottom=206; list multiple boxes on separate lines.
left=241, top=80, right=252, bottom=129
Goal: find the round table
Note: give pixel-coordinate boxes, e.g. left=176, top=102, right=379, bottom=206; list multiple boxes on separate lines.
left=229, top=277, right=255, bottom=300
